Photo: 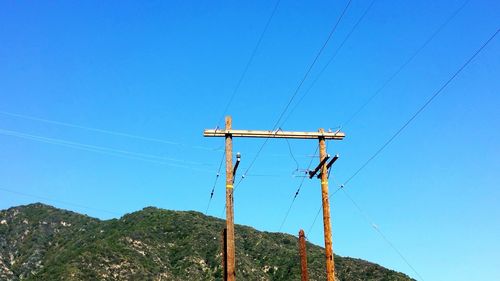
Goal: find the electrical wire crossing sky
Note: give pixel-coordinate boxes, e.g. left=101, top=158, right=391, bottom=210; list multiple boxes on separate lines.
left=0, top=1, right=499, bottom=281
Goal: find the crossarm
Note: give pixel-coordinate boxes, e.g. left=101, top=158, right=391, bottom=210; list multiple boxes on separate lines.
left=203, top=129, right=345, bottom=140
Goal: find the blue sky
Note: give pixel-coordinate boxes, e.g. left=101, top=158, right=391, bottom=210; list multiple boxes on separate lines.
left=0, top=0, right=499, bottom=280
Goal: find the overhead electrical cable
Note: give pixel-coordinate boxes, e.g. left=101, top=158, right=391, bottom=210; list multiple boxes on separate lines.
left=307, top=27, right=499, bottom=279
left=342, top=28, right=499, bottom=187
left=216, top=0, right=283, bottom=127
left=307, top=182, right=341, bottom=235
left=280, top=0, right=377, bottom=126
left=270, top=0, right=353, bottom=131
left=278, top=145, right=318, bottom=232
left=340, top=187, right=426, bottom=281
left=310, top=27, right=500, bottom=230
left=209, top=0, right=283, bottom=215
left=236, top=0, right=353, bottom=189
left=308, top=27, right=500, bottom=223
left=0, top=128, right=213, bottom=172
left=281, top=2, right=474, bottom=230
left=205, top=152, right=225, bottom=214
left=341, top=0, right=470, bottom=128
left=284, top=137, right=300, bottom=172
left=0, top=110, right=217, bottom=151
left=278, top=126, right=341, bottom=231
left=224, top=0, right=353, bottom=219
left=283, top=0, right=469, bottom=129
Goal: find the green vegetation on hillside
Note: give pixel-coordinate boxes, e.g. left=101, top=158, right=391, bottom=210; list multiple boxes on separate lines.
left=0, top=203, right=415, bottom=281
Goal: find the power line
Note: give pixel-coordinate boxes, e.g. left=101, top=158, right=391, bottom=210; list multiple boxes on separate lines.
left=237, top=0, right=353, bottom=188
left=205, top=151, right=225, bottom=214
left=309, top=27, right=500, bottom=218
left=310, top=27, right=499, bottom=229
left=343, top=28, right=499, bottom=187
left=216, top=0, right=282, bottom=127
left=0, top=128, right=213, bottom=172
left=281, top=0, right=377, bottom=126
left=341, top=0, right=470, bottom=128
left=211, top=0, right=282, bottom=218
left=278, top=126, right=343, bottom=231
left=0, top=110, right=218, bottom=151
left=284, top=137, right=300, bottom=172
left=270, top=0, right=353, bottom=131
left=340, top=187, right=425, bottom=281
left=283, top=0, right=469, bottom=129
left=282, top=1, right=475, bottom=232
left=307, top=27, right=498, bottom=278
left=307, top=182, right=341, bottom=236
left=216, top=0, right=354, bottom=219
left=278, top=146, right=318, bottom=232
left=227, top=0, right=353, bottom=223
left=277, top=0, right=378, bottom=221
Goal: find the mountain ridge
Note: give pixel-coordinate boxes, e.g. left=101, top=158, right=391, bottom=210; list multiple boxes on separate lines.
left=0, top=203, right=415, bottom=280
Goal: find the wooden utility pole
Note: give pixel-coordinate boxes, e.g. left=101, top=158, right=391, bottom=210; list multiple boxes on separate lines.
left=298, top=229, right=309, bottom=281
left=204, top=117, right=344, bottom=280
left=319, top=128, right=335, bottom=281
left=221, top=228, right=228, bottom=281
left=224, top=116, right=236, bottom=281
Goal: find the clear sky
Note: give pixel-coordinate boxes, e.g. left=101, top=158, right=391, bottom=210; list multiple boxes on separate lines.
left=0, top=1, right=499, bottom=280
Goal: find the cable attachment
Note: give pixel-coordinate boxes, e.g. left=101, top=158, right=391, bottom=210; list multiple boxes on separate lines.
left=232, top=152, right=241, bottom=183
left=213, top=126, right=220, bottom=136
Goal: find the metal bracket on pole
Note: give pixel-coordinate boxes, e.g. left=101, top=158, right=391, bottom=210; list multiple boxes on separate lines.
left=309, top=154, right=330, bottom=179
left=317, top=154, right=339, bottom=178
left=233, top=152, right=241, bottom=180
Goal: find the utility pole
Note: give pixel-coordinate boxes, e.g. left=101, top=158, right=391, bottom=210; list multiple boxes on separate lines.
left=224, top=116, right=236, bottom=281
left=319, top=128, right=335, bottom=281
left=204, top=117, right=344, bottom=280
left=298, top=229, right=309, bottom=281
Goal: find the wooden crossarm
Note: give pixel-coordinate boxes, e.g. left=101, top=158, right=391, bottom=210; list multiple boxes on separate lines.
left=203, top=129, right=345, bottom=140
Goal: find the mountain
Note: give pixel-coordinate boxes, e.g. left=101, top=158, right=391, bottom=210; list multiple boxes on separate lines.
left=0, top=203, right=415, bottom=281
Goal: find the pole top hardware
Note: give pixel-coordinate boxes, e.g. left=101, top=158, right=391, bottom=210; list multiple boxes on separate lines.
left=318, top=154, right=340, bottom=178
left=233, top=152, right=241, bottom=179
left=309, top=154, right=330, bottom=179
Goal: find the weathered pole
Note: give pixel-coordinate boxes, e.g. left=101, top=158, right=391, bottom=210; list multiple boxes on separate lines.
left=204, top=121, right=345, bottom=281
left=298, top=229, right=309, bottom=281
left=221, top=228, right=228, bottom=281
left=225, top=116, right=236, bottom=280
left=319, top=128, right=335, bottom=280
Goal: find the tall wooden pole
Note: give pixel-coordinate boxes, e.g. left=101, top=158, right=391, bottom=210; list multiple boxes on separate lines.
left=298, top=229, right=309, bottom=281
left=204, top=121, right=345, bottom=281
left=319, top=128, right=335, bottom=281
left=225, top=116, right=236, bottom=281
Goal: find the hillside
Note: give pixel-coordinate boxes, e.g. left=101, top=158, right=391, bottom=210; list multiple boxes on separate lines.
left=0, top=203, right=415, bottom=280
